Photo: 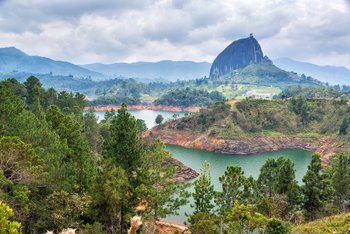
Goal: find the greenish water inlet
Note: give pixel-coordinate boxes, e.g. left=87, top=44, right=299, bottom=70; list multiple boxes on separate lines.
left=166, top=145, right=312, bottom=224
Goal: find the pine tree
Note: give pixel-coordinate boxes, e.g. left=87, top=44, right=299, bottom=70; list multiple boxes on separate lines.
left=258, top=157, right=301, bottom=213
left=83, top=109, right=101, bottom=153
left=46, top=105, right=97, bottom=192
left=257, top=158, right=279, bottom=197
left=136, top=119, right=147, bottom=132
left=104, top=109, right=116, bottom=122
left=275, top=158, right=296, bottom=195
left=192, top=161, right=215, bottom=214
left=102, top=103, right=144, bottom=233
left=0, top=82, right=26, bottom=135
left=302, top=154, right=333, bottom=220
left=103, top=103, right=144, bottom=178
left=216, top=166, right=253, bottom=215
left=331, top=154, right=350, bottom=212
left=138, top=138, right=189, bottom=232
left=92, top=160, right=130, bottom=233
left=24, top=76, right=43, bottom=106
left=339, top=117, right=349, bottom=135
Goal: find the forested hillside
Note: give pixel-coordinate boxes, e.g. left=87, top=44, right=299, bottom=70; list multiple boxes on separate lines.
left=3, top=77, right=350, bottom=233
left=154, top=88, right=225, bottom=107
left=148, top=98, right=350, bottom=233
left=164, top=98, right=350, bottom=137
left=275, top=85, right=350, bottom=100
left=0, top=77, right=189, bottom=233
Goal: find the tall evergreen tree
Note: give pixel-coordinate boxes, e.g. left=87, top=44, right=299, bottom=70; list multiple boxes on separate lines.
left=302, top=154, right=333, bottom=220
left=83, top=109, right=101, bottom=153
left=136, top=119, right=147, bottom=132
left=102, top=103, right=144, bottom=234
left=46, top=105, right=97, bottom=192
left=104, top=109, right=116, bottom=122
left=92, top=161, right=130, bottom=233
left=0, top=82, right=26, bottom=135
left=103, top=103, right=144, bottom=177
left=339, top=117, right=349, bottom=135
left=331, top=154, right=350, bottom=212
left=24, top=76, right=43, bottom=106
left=275, top=158, right=296, bottom=195
left=216, top=166, right=253, bottom=215
left=138, top=138, right=189, bottom=232
left=43, top=87, right=58, bottom=109
left=257, top=158, right=279, bottom=197
left=192, top=161, right=215, bottom=214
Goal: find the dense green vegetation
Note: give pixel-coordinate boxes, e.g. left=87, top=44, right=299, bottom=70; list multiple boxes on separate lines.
left=187, top=153, right=350, bottom=233
left=154, top=88, right=225, bottom=107
left=89, top=95, right=141, bottom=106
left=3, top=76, right=350, bottom=233
left=148, top=63, right=322, bottom=101
left=166, top=97, right=350, bottom=138
left=1, top=62, right=323, bottom=108
left=292, top=212, right=350, bottom=233
left=275, top=85, right=350, bottom=100
left=225, top=63, right=317, bottom=85
left=0, top=77, right=188, bottom=233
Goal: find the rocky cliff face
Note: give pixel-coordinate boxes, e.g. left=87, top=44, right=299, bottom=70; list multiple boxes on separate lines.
left=210, top=34, right=264, bottom=78
left=144, top=128, right=338, bottom=165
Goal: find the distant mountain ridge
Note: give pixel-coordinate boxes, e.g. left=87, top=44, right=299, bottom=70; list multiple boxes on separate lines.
left=274, top=57, right=350, bottom=85
left=0, top=47, right=106, bottom=79
left=82, top=60, right=211, bottom=81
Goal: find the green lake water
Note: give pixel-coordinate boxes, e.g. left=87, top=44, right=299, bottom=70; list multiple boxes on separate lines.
left=93, top=110, right=313, bottom=224
left=94, top=110, right=184, bottom=129
left=165, top=145, right=312, bottom=223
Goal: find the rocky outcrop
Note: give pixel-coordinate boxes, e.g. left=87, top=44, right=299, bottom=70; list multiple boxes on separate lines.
left=85, top=105, right=202, bottom=113
left=155, top=221, right=189, bottom=234
left=210, top=34, right=264, bottom=78
left=144, top=128, right=338, bottom=164
left=167, top=157, right=199, bottom=183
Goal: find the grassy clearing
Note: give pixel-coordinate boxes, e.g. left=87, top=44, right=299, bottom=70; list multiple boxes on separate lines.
left=292, top=212, right=350, bottom=234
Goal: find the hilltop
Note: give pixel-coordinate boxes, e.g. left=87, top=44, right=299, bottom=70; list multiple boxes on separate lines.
left=146, top=98, right=350, bottom=163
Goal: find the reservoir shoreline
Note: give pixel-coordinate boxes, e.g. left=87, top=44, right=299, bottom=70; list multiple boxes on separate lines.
left=144, top=127, right=338, bottom=165
left=85, top=104, right=203, bottom=113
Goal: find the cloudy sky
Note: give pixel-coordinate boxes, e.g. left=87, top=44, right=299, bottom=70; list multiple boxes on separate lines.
left=0, top=0, right=349, bottom=67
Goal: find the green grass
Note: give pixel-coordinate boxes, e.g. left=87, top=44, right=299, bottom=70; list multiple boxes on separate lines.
left=140, top=94, right=156, bottom=102
left=292, top=212, right=350, bottom=234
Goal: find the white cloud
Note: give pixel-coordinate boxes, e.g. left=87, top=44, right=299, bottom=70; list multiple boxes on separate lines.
left=0, top=0, right=349, bottom=68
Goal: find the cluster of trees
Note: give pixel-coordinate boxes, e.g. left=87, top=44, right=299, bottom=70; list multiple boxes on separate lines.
left=0, top=77, right=188, bottom=233
left=148, top=63, right=322, bottom=101
left=172, top=97, right=350, bottom=137
left=275, top=85, right=349, bottom=100
left=188, top=153, right=350, bottom=233
left=88, top=78, right=149, bottom=106
left=89, top=95, right=141, bottom=106
left=154, top=88, right=225, bottom=107
left=4, top=76, right=350, bottom=233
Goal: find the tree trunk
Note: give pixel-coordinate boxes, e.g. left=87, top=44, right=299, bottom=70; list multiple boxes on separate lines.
left=120, top=205, right=126, bottom=234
